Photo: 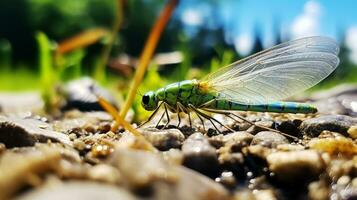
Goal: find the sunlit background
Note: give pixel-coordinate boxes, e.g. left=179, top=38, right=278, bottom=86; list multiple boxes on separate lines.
left=0, top=0, right=356, bottom=92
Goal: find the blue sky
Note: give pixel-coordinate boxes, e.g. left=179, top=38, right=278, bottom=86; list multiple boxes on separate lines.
left=176, top=0, right=357, bottom=61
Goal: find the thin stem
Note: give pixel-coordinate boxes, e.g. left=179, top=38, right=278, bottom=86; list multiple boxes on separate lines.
left=119, top=0, right=178, bottom=118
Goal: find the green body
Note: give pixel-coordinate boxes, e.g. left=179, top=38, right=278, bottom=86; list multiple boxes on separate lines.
left=151, top=79, right=317, bottom=114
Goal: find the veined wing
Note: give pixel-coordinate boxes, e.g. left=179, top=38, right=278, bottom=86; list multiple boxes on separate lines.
left=201, top=36, right=340, bottom=104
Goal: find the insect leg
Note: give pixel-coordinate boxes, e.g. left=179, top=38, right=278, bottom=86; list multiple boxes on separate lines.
left=139, top=102, right=163, bottom=128
left=155, top=110, right=166, bottom=128
left=189, top=104, right=234, bottom=132
left=163, top=103, right=171, bottom=128
left=202, top=108, right=298, bottom=140
left=176, top=104, right=182, bottom=127
left=188, top=112, right=192, bottom=128
left=188, top=106, right=205, bottom=131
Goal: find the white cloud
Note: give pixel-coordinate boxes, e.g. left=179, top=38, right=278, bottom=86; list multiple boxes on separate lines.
left=234, top=34, right=253, bottom=56
left=291, top=1, right=322, bottom=39
left=181, top=9, right=203, bottom=26
left=346, top=26, right=357, bottom=64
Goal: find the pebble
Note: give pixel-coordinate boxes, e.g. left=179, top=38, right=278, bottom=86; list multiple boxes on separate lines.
left=251, top=131, right=288, bottom=148
left=87, top=164, right=122, bottom=184
left=218, top=152, right=244, bottom=177
left=108, top=148, right=177, bottom=188
left=182, top=132, right=220, bottom=177
left=246, top=120, right=274, bottom=134
left=108, top=148, right=229, bottom=199
left=308, top=180, right=330, bottom=200
left=348, top=126, right=357, bottom=139
left=139, top=127, right=185, bottom=151
left=309, top=136, right=357, bottom=156
left=0, top=116, right=71, bottom=147
left=215, top=171, right=236, bottom=189
left=0, top=144, right=62, bottom=200
left=15, top=181, right=136, bottom=200
left=299, top=115, right=357, bottom=137
left=223, top=131, right=254, bottom=151
left=253, top=189, right=277, bottom=200
left=276, top=120, right=301, bottom=137
left=267, top=150, right=325, bottom=184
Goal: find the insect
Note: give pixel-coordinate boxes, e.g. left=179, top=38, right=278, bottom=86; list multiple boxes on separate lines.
left=140, top=36, right=340, bottom=133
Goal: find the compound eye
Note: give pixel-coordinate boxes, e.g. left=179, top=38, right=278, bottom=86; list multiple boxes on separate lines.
left=142, top=94, right=150, bottom=105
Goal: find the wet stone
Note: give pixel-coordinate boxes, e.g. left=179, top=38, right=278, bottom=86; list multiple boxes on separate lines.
left=299, top=115, right=357, bottom=137
left=267, top=150, right=325, bottom=184
left=0, top=116, right=70, bottom=148
left=251, top=131, right=288, bottom=148
left=139, top=127, right=185, bottom=151
left=182, top=132, right=220, bottom=178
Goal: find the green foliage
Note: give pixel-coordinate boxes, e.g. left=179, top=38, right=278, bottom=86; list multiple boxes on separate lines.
left=210, top=49, right=235, bottom=73
left=0, top=39, right=11, bottom=71
left=135, top=63, right=168, bottom=121
left=58, top=50, right=86, bottom=81
left=36, top=32, right=57, bottom=111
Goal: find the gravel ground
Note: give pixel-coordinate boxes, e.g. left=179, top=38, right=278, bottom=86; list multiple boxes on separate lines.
left=0, top=83, right=356, bottom=200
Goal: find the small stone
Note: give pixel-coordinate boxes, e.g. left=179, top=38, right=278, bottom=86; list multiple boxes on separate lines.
left=223, top=131, right=254, bottom=151
left=0, top=116, right=71, bottom=148
left=0, top=143, right=5, bottom=154
left=139, top=127, right=185, bottom=151
left=348, top=126, right=357, bottom=139
left=108, top=148, right=229, bottom=199
left=352, top=177, right=357, bottom=187
left=108, top=149, right=177, bottom=188
left=87, top=164, right=122, bottom=184
left=182, top=132, right=220, bottom=177
left=68, top=133, right=77, bottom=140
left=215, top=171, right=236, bottom=189
left=277, top=120, right=301, bottom=137
left=15, top=181, right=136, bottom=200
left=91, top=143, right=114, bottom=158
left=299, top=115, right=357, bottom=137
left=251, top=131, right=288, bottom=148
left=0, top=144, right=62, bottom=200
left=73, top=139, right=86, bottom=151
left=242, top=145, right=271, bottom=175
left=218, top=152, right=244, bottom=177
left=309, top=136, right=357, bottom=156
left=337, top=175, right=351, bottom=186
left=162, top=148, right=184, bottom=165
left=267, top=150, right=325, bottom=184
left=253, top=189, right=277, bottom=200
left=247, top=120, right=274, bottom=134
left=308, top=180, right=330, bottom=200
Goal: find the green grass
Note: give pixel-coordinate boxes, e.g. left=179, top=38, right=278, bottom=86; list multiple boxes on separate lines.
left=0, top=68, right=40, bottom=91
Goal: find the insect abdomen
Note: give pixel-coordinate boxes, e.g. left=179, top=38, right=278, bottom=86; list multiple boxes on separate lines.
left=211, top=100, right=317, bottom=114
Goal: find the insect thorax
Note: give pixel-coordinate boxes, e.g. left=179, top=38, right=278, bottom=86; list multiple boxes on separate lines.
left=155, top=79, right=216, bottom=109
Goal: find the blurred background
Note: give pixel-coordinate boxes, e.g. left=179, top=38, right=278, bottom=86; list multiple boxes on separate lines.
left=0, top=0, right=356, bottom=94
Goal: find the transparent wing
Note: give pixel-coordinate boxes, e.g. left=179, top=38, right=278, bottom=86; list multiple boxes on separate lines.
left=201, top=36, right=340, bottom=104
